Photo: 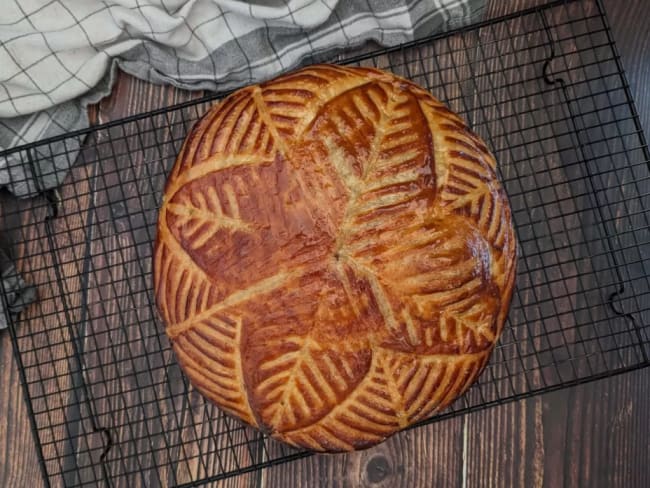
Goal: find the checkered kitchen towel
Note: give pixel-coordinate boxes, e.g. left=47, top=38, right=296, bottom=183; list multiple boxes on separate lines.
left=0, top=0, right=485, bottom=327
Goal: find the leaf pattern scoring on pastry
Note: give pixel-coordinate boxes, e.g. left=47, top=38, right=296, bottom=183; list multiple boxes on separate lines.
left=154, top=64, right=517, bottom=451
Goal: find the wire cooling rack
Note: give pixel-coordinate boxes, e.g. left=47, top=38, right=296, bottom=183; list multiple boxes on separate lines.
left=1, top=0, right=649, bottom=486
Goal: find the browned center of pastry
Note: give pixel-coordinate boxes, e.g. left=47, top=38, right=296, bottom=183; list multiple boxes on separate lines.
left=154, top=64, right=517, bottom=452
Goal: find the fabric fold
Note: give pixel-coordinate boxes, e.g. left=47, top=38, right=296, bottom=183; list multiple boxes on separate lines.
left=0, top=247, right=37, bottom=329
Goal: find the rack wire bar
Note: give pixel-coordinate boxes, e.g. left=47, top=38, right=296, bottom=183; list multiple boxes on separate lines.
left=1, top=0, right=649, bottom=486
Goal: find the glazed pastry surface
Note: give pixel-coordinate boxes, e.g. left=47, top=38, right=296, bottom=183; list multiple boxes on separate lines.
left=154, top=64, right=517, bottom=452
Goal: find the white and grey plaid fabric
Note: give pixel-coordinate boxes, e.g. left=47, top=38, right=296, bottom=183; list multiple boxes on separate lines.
left=0, top=0, right=485, bottom=327
left=0, top=0, right=485, bottom=197
left=0, top=247, right=36, bottom=329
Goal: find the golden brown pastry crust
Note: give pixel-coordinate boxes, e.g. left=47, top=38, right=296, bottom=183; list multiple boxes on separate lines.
left=154, top=64, right=517, bottom=452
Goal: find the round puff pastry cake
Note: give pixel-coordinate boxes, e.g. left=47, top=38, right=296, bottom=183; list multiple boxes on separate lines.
left=154, top=64, right=517, bottom=452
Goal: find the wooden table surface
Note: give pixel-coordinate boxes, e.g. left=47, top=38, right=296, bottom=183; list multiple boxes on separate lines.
left=1, top=0, right=649, bottom=486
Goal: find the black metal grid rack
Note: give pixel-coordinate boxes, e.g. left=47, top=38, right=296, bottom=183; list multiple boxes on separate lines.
left=1, top=0, right=649, bottom=486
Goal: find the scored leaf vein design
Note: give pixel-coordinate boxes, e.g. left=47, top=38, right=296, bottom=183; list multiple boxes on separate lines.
left=155, top=66, right=514, bottom=444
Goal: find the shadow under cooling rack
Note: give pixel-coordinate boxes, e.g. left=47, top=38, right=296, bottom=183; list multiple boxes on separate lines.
left=1, top=0, right=649, bottom=486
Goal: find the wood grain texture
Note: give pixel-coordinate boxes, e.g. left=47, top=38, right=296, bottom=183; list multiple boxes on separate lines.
left=0, top=318, right=43, bottom=487
left=0, top=0, right=649, bottom=486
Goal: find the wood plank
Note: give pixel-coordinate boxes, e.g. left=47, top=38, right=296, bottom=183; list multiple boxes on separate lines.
left=261, top=417, right=465, bottom=488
